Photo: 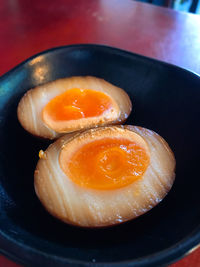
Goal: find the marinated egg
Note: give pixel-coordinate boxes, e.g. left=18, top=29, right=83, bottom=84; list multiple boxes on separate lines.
left=34, top=125, right=175, bottom=227
left=17, top=76, right=132, bottom=139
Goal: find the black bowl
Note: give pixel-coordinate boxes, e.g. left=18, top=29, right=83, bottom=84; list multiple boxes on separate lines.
left=0, top=44, right=200, bottom=267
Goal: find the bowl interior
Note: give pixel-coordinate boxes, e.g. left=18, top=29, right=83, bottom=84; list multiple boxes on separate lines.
left=0, top=45, right=200, bottom=266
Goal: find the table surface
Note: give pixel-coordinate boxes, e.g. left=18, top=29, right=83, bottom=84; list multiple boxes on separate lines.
left=0, top=0, right=200, bottom=266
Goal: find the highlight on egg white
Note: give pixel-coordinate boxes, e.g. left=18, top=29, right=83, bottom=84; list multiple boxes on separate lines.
left=34, top=125, right=176, bottom=227
left=17, top=76, right=132, bottom=139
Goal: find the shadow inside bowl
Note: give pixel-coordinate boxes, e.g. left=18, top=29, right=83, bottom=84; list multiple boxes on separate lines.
left=0, top=45, right=200, bottom=265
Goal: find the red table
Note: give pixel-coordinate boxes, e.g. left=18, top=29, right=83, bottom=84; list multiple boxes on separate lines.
left=0, top=0, right=200, bottom=266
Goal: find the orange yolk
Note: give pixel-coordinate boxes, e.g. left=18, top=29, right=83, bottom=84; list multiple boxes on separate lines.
left=43, top=88, right=114, bottom=121
left=65, top=138, right=150, bottom=190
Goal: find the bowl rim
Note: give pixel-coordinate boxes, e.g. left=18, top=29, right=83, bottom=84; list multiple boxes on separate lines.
left=0, top=43, right=200, bottom=266
left=0, top=43, right=200, bottom=81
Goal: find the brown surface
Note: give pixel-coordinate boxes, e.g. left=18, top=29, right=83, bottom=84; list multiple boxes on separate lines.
left=0, top=0, right=200, bottom=75
left=0, top=0, right=199, bottom=266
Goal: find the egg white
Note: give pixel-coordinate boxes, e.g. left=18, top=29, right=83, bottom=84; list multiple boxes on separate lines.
left=34, top=125, right=176, bottom=227
left=17, top=76, right=132, bottom=139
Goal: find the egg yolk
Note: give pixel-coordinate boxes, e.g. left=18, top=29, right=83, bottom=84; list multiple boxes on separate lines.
left=65, top=138, right=150, bottom=190
left=43, top=88, right=114, bottom=121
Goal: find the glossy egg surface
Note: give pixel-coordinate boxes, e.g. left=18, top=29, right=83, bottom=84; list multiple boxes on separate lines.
left=34, top=125, right=175, bottom=227
left=17, top=76, right=132, bottom=139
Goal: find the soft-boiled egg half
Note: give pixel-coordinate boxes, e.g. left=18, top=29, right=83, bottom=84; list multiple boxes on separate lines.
left=17, top=76, right=132, bottom=139
left=34, top=125, right=175, bottom=227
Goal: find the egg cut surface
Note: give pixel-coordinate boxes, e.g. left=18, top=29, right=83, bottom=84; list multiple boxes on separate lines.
left=34, top=125, right=176, bottom=227
left=17, top=76, right=132, bottom=139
